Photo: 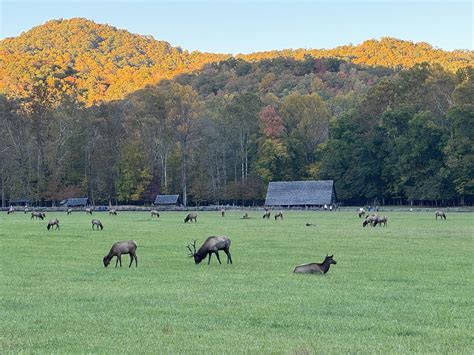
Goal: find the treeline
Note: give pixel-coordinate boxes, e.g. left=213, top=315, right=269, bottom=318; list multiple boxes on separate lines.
left=0, top=56, right=472, bottom=206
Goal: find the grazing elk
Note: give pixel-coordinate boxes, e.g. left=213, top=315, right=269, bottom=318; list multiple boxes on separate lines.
left=435, top=210, right=446, bottom=220
left=374, top=216, right=388, bottom=227
left=24, top=208, right=30, bottom=214
left=85, top=208, right=92, bottom=215
left=103, top=240, right=138, bottom=268
left=184, top=213, right=197, bottom=223
left=187, top=236, right=232, bottom=265
left=67, top=208, right=73, bottom=215
left=241, top=213, right=249, bottom=219
left=91, top=219, right=103, bottom=230
left=274, top=211, right=283, bottom=220
left=109, top=209, right=117, bottom=216
left=150, top=210, right=160, bottom=218
left=358, top=208, right=366, bottom=218
left=31, top=211, right=45, bottom=220
left=363, top=214, right=378, bottom=227
left=7, top=206, right=15, bottom=214
left=262, top=211, right=271, bottom=219
left=47, top=219, right=60, bottom=230
left=221, top=209, right=225, bottom=217
left=293, top=255, right=337, bottom=274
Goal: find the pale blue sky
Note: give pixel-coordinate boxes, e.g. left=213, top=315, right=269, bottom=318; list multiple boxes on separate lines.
left=0, top=0, right=472, bottom=53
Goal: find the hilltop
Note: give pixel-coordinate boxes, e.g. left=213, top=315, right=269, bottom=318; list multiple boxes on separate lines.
left=0, top=18, right=473, bottom=105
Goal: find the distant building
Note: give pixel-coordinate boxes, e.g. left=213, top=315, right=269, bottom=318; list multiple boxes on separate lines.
left=154, top=194, right=180, bottom=206
left=264, top=180, right=336, bottom=207
left=61, top=197, right=89, bottom=207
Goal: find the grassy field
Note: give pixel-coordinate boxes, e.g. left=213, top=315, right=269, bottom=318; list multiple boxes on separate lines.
left=1, top=210, right=472, bottom=353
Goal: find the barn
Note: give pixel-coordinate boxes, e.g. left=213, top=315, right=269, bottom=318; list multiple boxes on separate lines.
left=8, top=198, right=31, bottom=206
left=61, top=197, right=89, bottom=207
left=264, top=180, right=336, bottom=207
left=154, top=194, right=180, bottom=206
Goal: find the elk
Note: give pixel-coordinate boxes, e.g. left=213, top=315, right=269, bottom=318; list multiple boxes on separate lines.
left=374, top=216, right=388, bottom=227
left=274, top=211, right=283, bottom=220
left=358, top=208, right=366, bottom=218
left=103, top=240, right=138, bottom=268
left=24, top=208, right=30, bottom=214
left=221, top=209, right=225, bottom=217
left=92, top=219, right=103, bottom=230
left=262, top=211, right=271, bottom=219
left=7, top=206, right=15, bottom=214
left=85, top=208, right=92, bottom=215
left=187, top=236, right=232, bottom=265
left=293, top=255, right=337, bottom=274
left=241, top=213, right=249, bottom=219
left=67, top=208, right=73, bottom=215
left=363, top=214, right=378, bottom=227
left=150, top=210, right=160, bottom=218
left=184, top=213, right=197, bottom=223
left=109, top=209, right=117, bottom=216
left=31, top=211, right=45, bottom=220
left=435, top=210, right=446, bottom=220
left=47, top=219, right=60, bottom=230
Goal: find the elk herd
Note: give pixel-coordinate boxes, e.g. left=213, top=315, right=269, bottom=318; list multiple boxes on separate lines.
left=4, top=205, right=451, bottom=274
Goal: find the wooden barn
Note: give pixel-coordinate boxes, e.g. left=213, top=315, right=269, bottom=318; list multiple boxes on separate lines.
left=154, top=194, right=180, bottom=206
left=61, top=197, right=89, bottom=207
left=264, top=180, right=336, bottom=207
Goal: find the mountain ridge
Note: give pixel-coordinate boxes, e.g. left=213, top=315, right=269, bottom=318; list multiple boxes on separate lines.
left=1, top=18, right=472, bottom=105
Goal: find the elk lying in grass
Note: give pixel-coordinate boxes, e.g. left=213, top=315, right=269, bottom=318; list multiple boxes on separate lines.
left=47, top=219, right=60, bottom=230
left=31, top=211, right=45, bottom=220
left=85, top=208, right=92, bottom=215
left=293, top=255, right=337, bottom=274
left=262, top=211, right=271, bottom=219
left=67, top=208, right=73, bottom=215
left=274, top=211, right=283, bottom=220
left=103, top=240, right=138, bottom=268
left=150, top=210, right=160, bottom=218
left=184, top=213, right=197, bottom=223
left=92, top=219, right=103, bottom=230
left=109, top=209, right=117, bottom=216
left=435, top=210, right=446, bottom=220
left=187, top=236, right=232, bottom=265
left=306, top=223, right=317, bottom=227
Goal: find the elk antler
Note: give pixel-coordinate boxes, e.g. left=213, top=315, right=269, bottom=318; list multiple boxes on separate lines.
left=191, top=240, right=197, bottom=253
left=186, top=244, right=194, bottom=257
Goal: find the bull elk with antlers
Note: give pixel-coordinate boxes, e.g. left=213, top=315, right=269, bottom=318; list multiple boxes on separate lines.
left=187, top=236, right=232, bottom=265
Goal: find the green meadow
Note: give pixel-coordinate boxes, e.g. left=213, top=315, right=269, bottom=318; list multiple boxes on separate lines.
left=1, top=210, right=472, bottom=353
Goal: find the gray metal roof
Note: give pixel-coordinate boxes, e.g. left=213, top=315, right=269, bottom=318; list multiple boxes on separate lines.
left=265, top=180, right=335, bottom=206
left=9, top=198, right=30, bottom=204
left=62, top=198, right=89, bottom=207
left=154, top=194, right=180, bottom=205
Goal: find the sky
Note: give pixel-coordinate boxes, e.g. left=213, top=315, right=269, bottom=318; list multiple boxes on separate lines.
left=0, top=0, right=472, bottom=53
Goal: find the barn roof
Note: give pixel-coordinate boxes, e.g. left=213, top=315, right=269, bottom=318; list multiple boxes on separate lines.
left=9, top=198, right=30, bottom=204
left=62, top=197, right=89, bottom=207
left=265, top=180, right=335, bottom=206
left=154, top=194, right=180, bottom=205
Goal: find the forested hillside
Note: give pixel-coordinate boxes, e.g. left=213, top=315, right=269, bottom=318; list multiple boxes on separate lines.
left=0, top=19, right=473, bottom=206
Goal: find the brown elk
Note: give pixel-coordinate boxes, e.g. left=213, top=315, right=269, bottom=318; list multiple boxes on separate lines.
left=150, top=210, right=160, bottom=218
left=7, top=206, right=15, bottom=214
left=293, top=255, right=337, bottom=274
left=85, top=208, right=92, bottom=215
left=358, top=208, right=366, bottom=218
left=221, top=209, right=225, bottom=217
left=92, top=219, right=103, bottom=230
left=274, top=211, right=283, bottom=220
left=363, top=214, right=378, bottom=227
left=24, top=208, right=30, bottom=214
left=262, top=211, right=271, bottom=219
left=435, top=210, right=446, bottom=220
left=374, top=216, right=388, bottom=227
left=67, top=208, right=73, bottom=215
left=184, top=213, right=197, bottom=223
left=241, top=213, right=249, bottom=219
left=47, top=219, right=60, bottom=230
left=103, top=240, right=138, bottom=268
left=31, top=211, right=45, bottom=220
left=187, top=236, right=232, bottom=265
left=109, top=209, right=117, bottom=216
